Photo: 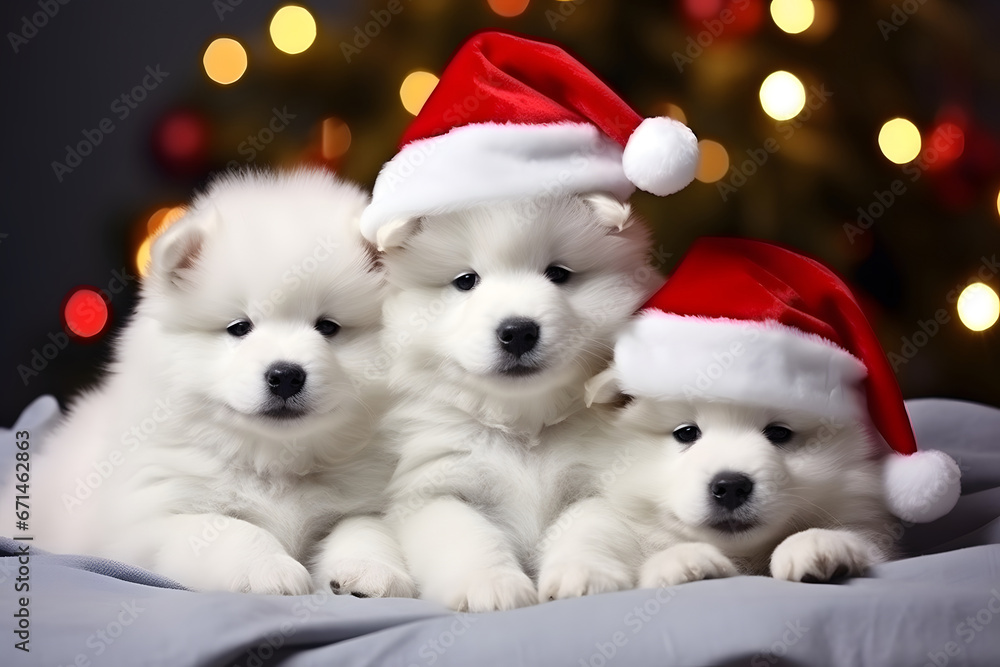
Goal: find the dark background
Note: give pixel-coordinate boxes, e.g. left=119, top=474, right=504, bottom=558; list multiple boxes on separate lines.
left=1, top=0, right=999, bottom=426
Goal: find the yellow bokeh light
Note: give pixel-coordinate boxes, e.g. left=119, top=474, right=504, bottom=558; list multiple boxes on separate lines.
left=137, top=206, right=186, bottom=277
left=770, top=0, right=815, bottom=34
left=400, top=71, right=439, bottom=116
left=203, top=37, right=248, bottom=85
left=878, top=118, right=922, bottom=164
left=321, top=118, right=352, bottom=160
left=662, top=103, right=688, bottom=126
left=487, top=0, right=530, bottom=17
left=270, top=5, right=317, bottom=55
left=695, top=140, right=729, bottom=183
left=759, top=71, right=806, bottom=121
left=957, top=283, right=1000, bottom=332
left=995, top=188, right=1000, bottom=218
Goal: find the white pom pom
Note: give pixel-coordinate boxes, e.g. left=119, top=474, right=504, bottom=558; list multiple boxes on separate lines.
left=622, top=117, right=700, bottom=197
left=883, top=450, right=961, bottom=523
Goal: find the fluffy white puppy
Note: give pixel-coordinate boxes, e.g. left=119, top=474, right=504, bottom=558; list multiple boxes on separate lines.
left=25, top=169, right=412, bottom=596
left=375, top=194, right=662, bottom=612
left=590, top=398, right=890, bottom=585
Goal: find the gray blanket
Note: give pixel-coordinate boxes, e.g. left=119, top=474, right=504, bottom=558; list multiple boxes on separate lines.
left=2, top=397, right=999, bottom=667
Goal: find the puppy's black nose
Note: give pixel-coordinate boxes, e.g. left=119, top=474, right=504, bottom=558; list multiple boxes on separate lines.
left=496, top=318, right=540, bottom=358
left=709, top=472, right=754, bottom=511
left=265, top=362, right=306, bottom=400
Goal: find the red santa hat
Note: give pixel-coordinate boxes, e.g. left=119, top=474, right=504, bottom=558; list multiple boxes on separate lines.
left=360, top=30, right=700, bottom=248
left=604, top=237, right=960, bottom=524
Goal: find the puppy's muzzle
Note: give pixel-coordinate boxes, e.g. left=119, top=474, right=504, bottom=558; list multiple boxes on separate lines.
left=709, top=472, right=754, bottom=511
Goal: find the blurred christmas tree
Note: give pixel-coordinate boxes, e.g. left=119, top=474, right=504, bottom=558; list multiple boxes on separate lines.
left=140, top=0, right=1000, bottom=405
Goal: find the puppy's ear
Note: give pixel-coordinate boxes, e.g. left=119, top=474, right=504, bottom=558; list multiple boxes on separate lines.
left=584, top=367, right=624, bottom=406
left=150, top=207, right=218, bottom=289
left=375, top=216, right=421, bottom=251
left=583, top=193, right=635, bottom=232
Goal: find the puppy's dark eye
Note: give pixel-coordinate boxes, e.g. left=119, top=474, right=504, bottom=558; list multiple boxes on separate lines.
left=452, top=272, right=479, bottom=291
left=315, top=319, right=341, bottom=337
left=763, top=424, right=794, bottom=445
left=544, top=265, right=572, bottom=284
left=673, top=424, right=701, bottom=444
left=226, top=319, right=252, bottom=337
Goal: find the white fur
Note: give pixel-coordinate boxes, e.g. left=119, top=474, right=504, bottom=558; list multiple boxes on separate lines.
left=360, top=122, right=635, bottom=245
left=378, top=194, right=662, bottom=611
left=580, top=398, right=892, bottom=585
left=25, top=169, right=412, bottom=596
left=622, top=116, right=700, bottom=197
left=883, top=449, right=962, bottom=523
left=613, top=312, right=870, bottom=423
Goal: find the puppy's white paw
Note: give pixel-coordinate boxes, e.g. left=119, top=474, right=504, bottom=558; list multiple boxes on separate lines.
left=639, top=543, right=739, bottom=588
left=446, top=568, right=537, bottom=613
left=239, top=553, right=313, bottom=595
left=770, top=528, right=874, bottom=583
left=538, top=559, right=633, bottom=602
left=321, top=559, right=418, bottom=599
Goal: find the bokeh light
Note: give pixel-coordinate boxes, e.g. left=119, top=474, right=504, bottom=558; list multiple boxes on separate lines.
left=770, top=0, right=814, bottom=34
left=400, top=71, right=439, bottom=116
left=957, top=283, right=1000, bottom=331
left=487, top=0, right=530, bottom=17
left=661, top=103, right=688, bottom=125
left=695, top=140, right=730, bottom=183
left=203, top=37, right=248, bottom=85
left=138, top=206, right=186, bottom=277
left=321, top=118, right=352, bottom=160
left=63, top=287, right=109, bottom=339
left=878, top=118, right=921, bottom=164
left=270, top=5, right=317, bottom=55
left=759, top=71, right=806, bottom=121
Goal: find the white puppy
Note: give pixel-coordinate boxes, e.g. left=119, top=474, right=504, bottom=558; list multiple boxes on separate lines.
left=377, top=195, right=662, bottom=611
left=25, top=169, right=412, bottom=596
left=590, top=397, right=890, bottom=586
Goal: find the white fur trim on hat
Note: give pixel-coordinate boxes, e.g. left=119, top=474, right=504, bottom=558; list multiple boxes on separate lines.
left=613, top=311, right=869, bottom=421
left=623, top=117, right=700, bottom=197
left=883, top=449, right=961, bottom=523
left=360, top=122, right=634, bottom=245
